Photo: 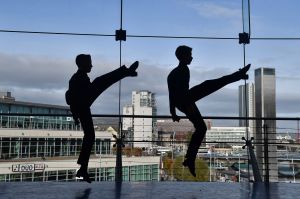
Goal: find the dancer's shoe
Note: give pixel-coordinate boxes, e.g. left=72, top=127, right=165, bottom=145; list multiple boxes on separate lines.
left=182, top=158, right=196, bottom=177
left=127, top=61, right=139, bottom=76
left=76, top=168, right=92, bottom=183
left=237, top=64, right=251, bottom=80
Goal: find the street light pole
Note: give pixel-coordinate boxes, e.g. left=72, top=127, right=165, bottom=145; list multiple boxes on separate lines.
left=292, top=158, right=296, bottom=183
left=171, top=131, right=175, bottom=181
left=209, top=151, right=212, bottom=182
left=239, top=154, right=241, bottom=183
left=99, top=154, right=102, bottom=182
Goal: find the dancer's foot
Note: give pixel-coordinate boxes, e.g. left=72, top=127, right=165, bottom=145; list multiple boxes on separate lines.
left=127, top=61, right=139, bottom=76
left=76, top=168, right=92, bottom=183
left=237, top=64, right=251, bottom=80
left=183, top=158, right=196, bottom=177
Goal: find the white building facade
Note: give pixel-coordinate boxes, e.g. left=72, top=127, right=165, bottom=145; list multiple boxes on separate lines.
left=123, top=91, right=157, bottom=149
left=238, top=83, right=255, bottom=137
left=206, top=127, right=247, bottom=150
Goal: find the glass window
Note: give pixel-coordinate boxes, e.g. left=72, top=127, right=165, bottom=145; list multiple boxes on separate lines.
left=21, top=172, right=33, bottom=181
left=58, top=170, right=67, bottom=181
left=0, top=104, right=9, bottom=113
left=88, top=168, right=96, bottom=181
left=67, top=169, right=76, bottom=181
left=30, top=138, right=37, bottom=158
left=9, top=173, right=21, bottom=182
left=1, top=138, right=10, bottom=159
left=47, top=171, right=57, bottom=181
left=33, top=171, right=44, bottom=182
left=10, top=138, right=20, bottom=159
left=263, top=68, right=275, bottom=75
left=0, top=174, right=8, bottom=182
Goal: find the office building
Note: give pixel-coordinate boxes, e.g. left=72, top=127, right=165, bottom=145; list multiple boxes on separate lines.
left=123, top=91, right=157, bottom=149
left=206, top=127, right=247, bottom=149
left=254, top=68, right=278, bottom=182
left=238, top=83, right=255, bottom=137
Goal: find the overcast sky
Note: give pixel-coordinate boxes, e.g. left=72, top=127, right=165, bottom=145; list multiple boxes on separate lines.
left=0, top=0, right=300, bottom=129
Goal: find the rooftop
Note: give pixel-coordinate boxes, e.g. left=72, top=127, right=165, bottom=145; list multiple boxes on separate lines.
left=0, top=98, right=69, bottom=110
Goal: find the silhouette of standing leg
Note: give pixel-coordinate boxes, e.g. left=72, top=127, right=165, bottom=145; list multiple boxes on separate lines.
left=177, top=103, right=206, bottom=177
left=77, top=108, right=95, bottom=168
left=76, top=108, right=94, bottom=183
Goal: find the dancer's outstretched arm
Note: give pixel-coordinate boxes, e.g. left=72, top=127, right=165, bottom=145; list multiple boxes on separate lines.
left=168, top=87, right=180, bottom=122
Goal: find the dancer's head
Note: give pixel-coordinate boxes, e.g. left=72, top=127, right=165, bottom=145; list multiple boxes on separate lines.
left=175, top=45, right=193, bottom=65
left=76, top=54, right=93, bottom=73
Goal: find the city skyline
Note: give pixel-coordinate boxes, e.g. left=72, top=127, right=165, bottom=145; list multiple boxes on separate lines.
left=0, top=1, right=299, bottom=119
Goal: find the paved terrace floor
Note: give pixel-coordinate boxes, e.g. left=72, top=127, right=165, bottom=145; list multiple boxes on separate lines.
left=0, top=182, right=299, bottom=199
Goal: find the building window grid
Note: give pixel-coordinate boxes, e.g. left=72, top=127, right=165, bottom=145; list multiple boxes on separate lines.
left=0, top=137, right=111, bottom=160
left=0, top=115, right=76, bottom=130
left=0, top=163, right=160, bottom=182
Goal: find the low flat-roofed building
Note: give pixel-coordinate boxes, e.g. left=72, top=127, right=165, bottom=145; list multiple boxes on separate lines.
left=0, top=93, right=161, bottom=182
left=0, top=156, right=160, bottom=182
left=0, top=128, right=161, bottom=182
left=206, top=127, right=247, bottom=148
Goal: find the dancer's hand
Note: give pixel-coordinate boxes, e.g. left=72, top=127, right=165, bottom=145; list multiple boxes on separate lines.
left=172, top=114, right=180, bottom=122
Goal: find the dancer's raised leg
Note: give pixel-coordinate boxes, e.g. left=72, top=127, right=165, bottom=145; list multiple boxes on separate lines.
left=189, top=64, right=250, bottom=102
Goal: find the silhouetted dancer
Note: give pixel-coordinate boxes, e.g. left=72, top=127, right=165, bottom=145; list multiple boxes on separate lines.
left=66, top=54, right=139, bottom=183
left=167, top=46, right=250, bottom=177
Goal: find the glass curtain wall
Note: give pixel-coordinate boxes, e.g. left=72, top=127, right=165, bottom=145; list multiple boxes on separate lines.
left=0, top=0, right=300, bottom=183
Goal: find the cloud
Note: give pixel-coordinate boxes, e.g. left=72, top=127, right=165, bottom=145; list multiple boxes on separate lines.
left=9, top=87, right=67, bottom=106
left=197, top=88, right=239, bottom=115
left=0, top=53, right=72, bottom=89
left=186, top=1, right=241, bottom=19
left=0, top=52, right=237, bottom=115
left=277, top=76, right=300, bottom=81
left=0, top=52, right=299, bottom=121
left=277, top=92, right=300, bottom=115
left=0, top=53, right=173, bottom=113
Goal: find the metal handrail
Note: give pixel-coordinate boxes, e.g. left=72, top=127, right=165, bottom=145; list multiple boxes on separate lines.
left=0, top=113, right=299, bottom=121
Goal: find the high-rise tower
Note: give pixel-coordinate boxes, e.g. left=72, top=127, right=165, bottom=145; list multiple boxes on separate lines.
left=239, top=83, right=255, bottom=137
left=254, top=67, right=278, bottom=182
